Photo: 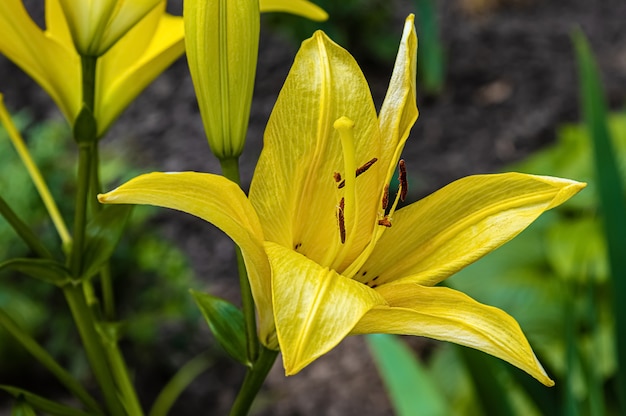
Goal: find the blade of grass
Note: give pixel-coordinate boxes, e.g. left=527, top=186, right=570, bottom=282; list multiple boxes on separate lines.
left=414, top=0, right=445, bottom=95
left=149, top=352, right=213, bottom=416
left=458, top=346, right=517, bottom=416
left=572, top=29, right=626, bottom=412
left=366, top=334, right=449, bottom=416
left=0, top=195, right=53, bottom=259
left=0, top=95, right=71, bottom=249
left=1, top=386, right=92, bottom=416
left=0, top=308, right=104, bottom=415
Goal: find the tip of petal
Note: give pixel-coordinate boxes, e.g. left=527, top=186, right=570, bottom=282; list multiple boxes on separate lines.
left=537, top=175, right=587, bottom=210
left=97, top=192, right=116, bottom=203
left=529, top=351, right=555, bottom=387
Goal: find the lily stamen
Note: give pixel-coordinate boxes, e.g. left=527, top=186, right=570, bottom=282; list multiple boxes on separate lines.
left=337, top=157, right=378, bottom=189
left=399, top=159, right=408, bottom=202
left=375, top=160, right=407, bottom=232
left=356, top=157, right=378, bottom=176
left=378, top=216, right=392, bottom=227
left=337, top=197, right=346, bottom=244
left=382, top=184, right=389, bottom=211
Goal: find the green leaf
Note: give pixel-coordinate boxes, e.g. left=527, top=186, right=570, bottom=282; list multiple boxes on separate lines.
left=0, top=196, right=53, bottom=260
left=573, top=28, right=626, bottom=409
left=1, top=386, right=91, bottom=416
left=11, top=395, right=37, bottom=416
left=190, top=290, right=249, bottom=366
left=81, top=205, right=132, bottom=280
left=149, top=352, right=213, bottom=416
left=415, top=0, right=445, bottom=95
left=546, top=217, right=608, bottom=283
left=458, top=347, right=518, bottom=416
left=366, top=334, right=449, bottom=416
left=0, top=258, right=71, bottom=286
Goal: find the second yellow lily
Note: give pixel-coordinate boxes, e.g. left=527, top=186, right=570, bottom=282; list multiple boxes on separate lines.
left=0, top=0, right=184, bottom=136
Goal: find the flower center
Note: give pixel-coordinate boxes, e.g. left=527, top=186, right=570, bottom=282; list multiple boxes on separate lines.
left=327, top=116, right=410, bottom=281
left=342, top=159, right=409, bottom=283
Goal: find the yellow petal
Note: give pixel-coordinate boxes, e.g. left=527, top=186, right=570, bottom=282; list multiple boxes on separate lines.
left=58, top=0, right=161, bottom=56
left=0, top=0, right=80, bottom=121
left=265, top=242, right=386, bottom=375
left=184, top=0, right=259, bottom=159
left=378, top=15, right=418, bottom=183
left=250, top=30, right=382, bottom=270
left=98, top=172, right=275, bottom=345
left=96, top=10, right=184, bottom=135
left=259, top=0, right=328, bottom=21
left=359, top=173, right=585, bottom=287
left=97, top=1, right=163, bottom=80
left=45, top=0, right=74, bottom=47
left=352, top=284, right=554, bottom=386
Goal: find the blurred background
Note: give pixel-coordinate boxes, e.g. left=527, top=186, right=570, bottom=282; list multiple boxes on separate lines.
left=1, top=0, right=626, bottom=414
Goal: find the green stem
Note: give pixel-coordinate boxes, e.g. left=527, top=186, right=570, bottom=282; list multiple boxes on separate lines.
left=229, top=346, right=278, bottom=416
left=81, top=56, right=97, bottom=112
left=103, top=339, right=144, bottom=416
left=69, top=143, right=93, bottom=276
left=0, top=95, right=72, bottom=249
left=149, top=352, right=213, bottom=416
left=63, top=285, right=124, bottom=416
left=0, top=308, right=104, bottom=415
left=219, top=157, right=259, bottom=363
left=100, top=263, right=116, bottom=320
left=220, top=157, right=276, bottom=415
left=89, top=141, right=116, bottom=320
left=0, top=195, right=52, bottom=259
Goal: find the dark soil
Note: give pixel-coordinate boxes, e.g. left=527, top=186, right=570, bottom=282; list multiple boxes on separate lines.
left=1, top=0, right=626, bottom=414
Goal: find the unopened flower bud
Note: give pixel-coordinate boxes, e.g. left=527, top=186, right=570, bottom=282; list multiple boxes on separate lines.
left=184, top=0, right=260, bottom=160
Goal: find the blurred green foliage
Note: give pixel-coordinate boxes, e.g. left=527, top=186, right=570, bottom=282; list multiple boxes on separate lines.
left=264, top=0, right=398, bottom=64
left=368, top=112, right=626, bottom=414
left=265, top=0, right=446, bottom=96
left=0, top=114, right=198, bottom=380
left=443, top=113, right=626, bottom=414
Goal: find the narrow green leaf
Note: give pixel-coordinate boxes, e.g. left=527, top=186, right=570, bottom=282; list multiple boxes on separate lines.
left=366, top=334, right=449, bottom=416
left=415, top=0, right=445, bottom=95
left=572, top=29, right=626, bottom=409
left=11, top=395, right=37, bottom=416
left=1, top=386, right=91, bottom=416
left=0, top=195, right=53, bottom=259
left=80, top=205, right=132, bottom=280
left=190, top=290, right=249, bottom=366
left=0, top=258, right=71, bottom=286
left=149, top=352, right=213, bottom=416
left=458, top=347, right=517, bottom=416
left=0, top=308, right=104, bottom=415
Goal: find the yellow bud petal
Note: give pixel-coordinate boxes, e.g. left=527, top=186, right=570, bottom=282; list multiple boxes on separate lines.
left=184, top=0, right=260, bottom=160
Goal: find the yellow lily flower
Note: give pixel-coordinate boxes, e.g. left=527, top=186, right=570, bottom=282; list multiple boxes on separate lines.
left=57, top=0, right=161, bottom=57
left=99, top=15, right=584, bottom=385
left=0, top=0, right=184, bottom=136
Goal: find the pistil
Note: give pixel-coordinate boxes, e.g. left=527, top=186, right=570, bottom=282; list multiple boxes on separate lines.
left=333, top=116, right=358, bottom=247
left=329, top=116, right=369, bottom=272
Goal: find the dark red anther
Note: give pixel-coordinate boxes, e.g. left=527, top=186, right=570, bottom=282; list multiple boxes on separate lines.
left=399, top=159, right=407, bottom=202
left=337, top=197, right=346, bottom=243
